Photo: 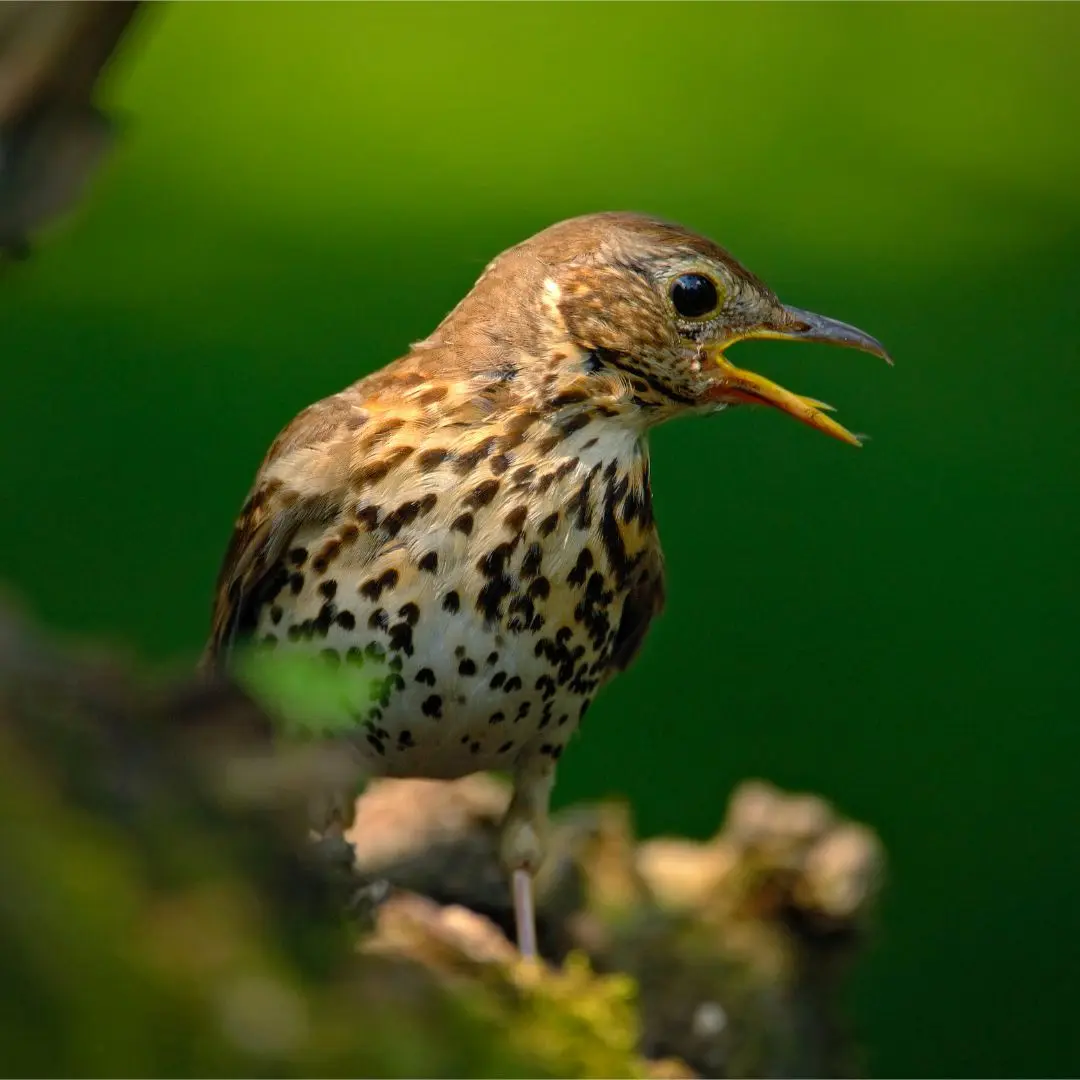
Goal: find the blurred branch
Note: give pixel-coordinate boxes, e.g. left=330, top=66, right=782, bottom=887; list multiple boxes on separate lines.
left=0, top=594, right=886, bottom=1077
left=0, top=0, right=145, bottom=258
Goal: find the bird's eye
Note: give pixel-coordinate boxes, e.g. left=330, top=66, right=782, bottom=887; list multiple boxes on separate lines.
left=670, top=273, right=720, bottom=319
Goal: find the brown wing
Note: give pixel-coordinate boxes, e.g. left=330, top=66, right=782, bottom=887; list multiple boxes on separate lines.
left=200, top=393, right=367, bottom=672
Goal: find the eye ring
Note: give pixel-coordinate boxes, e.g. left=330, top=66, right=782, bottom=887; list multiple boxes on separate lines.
left=670, top=273, right=721, bottom=320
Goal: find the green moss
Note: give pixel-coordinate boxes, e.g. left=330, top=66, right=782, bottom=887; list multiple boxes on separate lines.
left=505, top=953, right=646, bottom=1079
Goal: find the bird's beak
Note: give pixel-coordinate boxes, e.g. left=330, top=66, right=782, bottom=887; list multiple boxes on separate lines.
left=702, top=307, right=891, bottom=448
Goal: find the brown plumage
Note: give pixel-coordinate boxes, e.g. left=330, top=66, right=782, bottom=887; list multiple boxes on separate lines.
left=203, top=211, right=890, bottom=956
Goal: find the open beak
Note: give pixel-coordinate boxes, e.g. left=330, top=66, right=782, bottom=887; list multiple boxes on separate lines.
left=703, top=307, right=891, bottom=448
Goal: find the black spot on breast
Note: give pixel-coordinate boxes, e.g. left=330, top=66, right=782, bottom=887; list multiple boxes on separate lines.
left=599, top=472, right=634, bottom=586
left=477, top=575, right=512, bottom=623
left=318, top=580, right=337, bottom=601
left=311, top=557, right=329, bottom=575
left=451, top=512, right=474, bottom=535
left=507, top=594, right=535, bottom=629
left=554, top=458, right=579, bottom=482
left=454, top=437, right=496, bottom=474
left=442, top=591, right=460, bottom=614
left=568, top=547, right=594, bottom=587
left=489, top=711, right=505, bottom=724
left=528, top=576, right=551, bottom=600
left=368, top=608, right=389, bottom=631
left=490, top=671, right=506, bottom=689
left=270, top=605, right=283, bottom=625
left=366, top=734, right=386, bottom=756
left=490, top=453, right=511, bottom=476
left=538, top=512, right=559, bottom=537
left=398, top=602, right=420, bottom=626
left=503, top=675, right=522, bottom=693
left=465, top=479, right=500, bottom=509
left=289, top=572, right=304, bottom=595
left=382, top=500, right=423, bottom=538
left=421, top=694, right=443, bottom=718
left=568, top=464, right=600, bottom=529
left=312, top=608, right=332, bottom=637
left=336, top=610, right=356, bottom=631
left=498, top=740, right=514, bottom=753
left=586, top=571, right=609, bottom=602
left=503, top=505, right=528, bottom=533
left=521, top=542, right=543, bottom=578
left=416, top=667, right=436, bottom=685
left=478, top=541, right=517, bottom=579
left=312, top=538, right=341, bottom=574
left=356, top=506, right=380, bottom=531
left=388, top=622, right=414, bottom=655
left=459, top=658, right=477, bottom=676
left=360, top=568, right=399, bottom=602
left=257, top=566, right=290, bottom=610
left=288, top=547, right=308, bottom=566
left=419, top=551, right=438, bottom=573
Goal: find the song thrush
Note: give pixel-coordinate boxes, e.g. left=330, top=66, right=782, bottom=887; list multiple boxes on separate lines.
left=203, top=212, right=889, bottom=958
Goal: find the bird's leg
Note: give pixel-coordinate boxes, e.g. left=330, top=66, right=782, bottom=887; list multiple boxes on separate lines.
left=499, top=754, right=556, bottom=961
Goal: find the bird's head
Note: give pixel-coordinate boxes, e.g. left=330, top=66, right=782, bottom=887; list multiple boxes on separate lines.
left=425, top=212, right=890, bottom=446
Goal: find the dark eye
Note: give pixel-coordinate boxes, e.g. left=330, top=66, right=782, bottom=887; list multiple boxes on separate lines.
left=670, top=273, right=720, bottom=319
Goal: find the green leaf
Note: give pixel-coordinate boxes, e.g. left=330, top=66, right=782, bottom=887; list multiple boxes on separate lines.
left=232, top=646, right=390, bottom=740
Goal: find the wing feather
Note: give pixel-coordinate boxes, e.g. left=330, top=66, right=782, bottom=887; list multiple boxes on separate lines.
left=200, top=393, right=368, bottom=670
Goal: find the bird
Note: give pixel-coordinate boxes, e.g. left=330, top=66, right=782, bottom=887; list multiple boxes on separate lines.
left=202, top=212, right=890, bottom=959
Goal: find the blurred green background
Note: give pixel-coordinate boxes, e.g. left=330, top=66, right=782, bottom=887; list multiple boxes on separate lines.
left=3, top=3, right=1078, bottom=1076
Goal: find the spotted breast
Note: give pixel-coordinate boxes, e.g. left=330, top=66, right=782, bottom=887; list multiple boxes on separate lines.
left=206, top=376, right=664, bottom=790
